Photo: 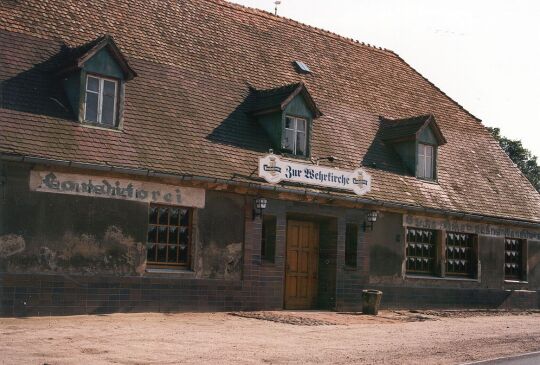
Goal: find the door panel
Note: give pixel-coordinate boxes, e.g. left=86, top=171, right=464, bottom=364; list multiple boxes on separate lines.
left=284, top=220, right=319, bottom=309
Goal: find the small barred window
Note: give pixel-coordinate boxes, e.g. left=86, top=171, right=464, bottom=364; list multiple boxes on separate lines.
left=505, top=238, right=524, bottom=280
left=406, top=228, right=436, bottom=275
left=147, top=204, right=191, bottom=267
left=446, top=232, right=475, bottom=277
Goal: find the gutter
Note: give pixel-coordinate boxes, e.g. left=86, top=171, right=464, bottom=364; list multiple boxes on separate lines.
left=2, top=152, right=540, bottom=230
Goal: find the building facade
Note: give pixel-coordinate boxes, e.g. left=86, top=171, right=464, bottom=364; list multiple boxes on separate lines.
left=0, top=0, right=539, bottom=316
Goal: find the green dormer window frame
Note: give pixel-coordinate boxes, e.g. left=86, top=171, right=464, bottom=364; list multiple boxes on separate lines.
left=57, top=35, right=137, bottom=130
left=251, top=83, right=322, bottom=160
left=379, top=114, right=446, bottom=182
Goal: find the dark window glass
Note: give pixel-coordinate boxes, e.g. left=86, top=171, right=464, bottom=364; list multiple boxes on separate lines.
left=406, top=228, right=437, bottom=275
left=345, top=223, right=358, bottom=267
left=446, top=232, right=475, bottom=277
left=101, top=80, right=116, bottom=125
left=147, top=204, right=192, bottom=267
left=84, top=92, right=99, bottom=122
left=505, top=238, right=524, bottom=280
left=261, top=215, right=276, bottom=262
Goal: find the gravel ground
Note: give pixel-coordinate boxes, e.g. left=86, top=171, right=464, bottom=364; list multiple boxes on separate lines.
left=1, top=310, right=540, bottom=364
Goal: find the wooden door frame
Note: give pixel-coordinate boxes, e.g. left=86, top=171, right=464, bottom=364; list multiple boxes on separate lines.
left=283, top=219, right=320, bottom=309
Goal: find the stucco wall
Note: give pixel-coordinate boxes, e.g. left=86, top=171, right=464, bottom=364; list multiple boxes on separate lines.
left=0, top=162, right=244, bottom=280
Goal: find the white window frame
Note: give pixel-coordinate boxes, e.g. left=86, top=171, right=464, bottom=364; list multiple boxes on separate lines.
left=84, top=74, right=118, bottom=126
left=417, top=143, right=435, bottom=180
left=284, top=116, right=308, bottom=156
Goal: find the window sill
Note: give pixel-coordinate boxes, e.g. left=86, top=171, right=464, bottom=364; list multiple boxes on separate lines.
left=416, top=178, right=439, bottom=185
left=145, top=268, right=195, bottom=277
left=344, top=266, right=358, bottom=271
left=405, top=274, right=479, bottom=282
left=80, top=121, right=122, bottom=132
left=504, top=279, right=528, bottom=284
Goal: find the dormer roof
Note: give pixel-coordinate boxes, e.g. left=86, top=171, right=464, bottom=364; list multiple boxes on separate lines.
left=379, top=114, right=447, bottom=145
left=57, top=34, right=137, bottom=80
left=251, top=82, right=322, bottom=118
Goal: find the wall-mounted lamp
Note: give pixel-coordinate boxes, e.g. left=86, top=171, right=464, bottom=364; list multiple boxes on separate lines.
left=252, top=197, right=268, bottom=220
left=363, top=210, right=378, bottom=232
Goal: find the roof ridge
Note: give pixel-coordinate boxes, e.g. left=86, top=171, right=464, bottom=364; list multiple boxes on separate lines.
left=206, top=0, right=393, bottom=55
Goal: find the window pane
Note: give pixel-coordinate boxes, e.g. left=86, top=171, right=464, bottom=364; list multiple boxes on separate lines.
left=179, top=209, right=189, bottom=226
left=168, top=226, right=179, bottom=244
left=170, top=208, right=180, bottom=226
left=345, top=224, right=358, bottom=267
left=87, top=76, right=99, bottom=92
left=156, top=245, right=167, bottom=262
left=158, top=207, right=169, bottom=225
left=261, top=215, right=276, bottom=262
left=283, top=128, right=295, bottom=153
left=103, top=80, right=116, bottom=96
left=167, top=245, right=178, bottom=263
left=149, top=207, right=158, bottom=224
left=101, top=93, right=115, bottom=125
left=85, top=92, right=99, bottom=122
left=147, top=226, right=157, bottom=243
left=146, top=244, right=156, bottom=262
left=296, top=131, right=306, bottom=156
left=158, top=227, right=168, bottom=243
left=296, top=118, right=306, bottom=132
left=285, top=117, right=294, bottom=129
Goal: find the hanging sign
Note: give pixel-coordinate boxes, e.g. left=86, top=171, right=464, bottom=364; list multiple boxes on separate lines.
left=258, top=154, right=372, bottom=196
left=29, top=170, right=206, bottom=208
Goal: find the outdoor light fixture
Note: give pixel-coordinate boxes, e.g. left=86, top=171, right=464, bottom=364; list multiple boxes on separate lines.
left=363, top=210, right=378, bottom=232
left=253, top=197, right=268, bottom=220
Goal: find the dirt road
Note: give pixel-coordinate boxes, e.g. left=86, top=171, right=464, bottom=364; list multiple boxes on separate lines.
left=1, top=310, right=540, bottom=364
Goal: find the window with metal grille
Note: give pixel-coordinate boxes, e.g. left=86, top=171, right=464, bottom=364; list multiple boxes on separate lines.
left=345, top=223, right=358, bottom=267
left=446, top=232, right=474, bottom=277
left=505, top=238, right=524, bottom=280
left=406, top=228, right=436, bottom=274
left=147, top=204, right=191, bottom=267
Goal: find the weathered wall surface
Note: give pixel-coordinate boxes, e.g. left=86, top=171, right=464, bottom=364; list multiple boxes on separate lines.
left=0, top=162, right=148, bottom=275
left=193, top=190, right=244, bottom=280
left=369, top=212, right=404, bottom=279
left=0, top=163, right=245, bottom=279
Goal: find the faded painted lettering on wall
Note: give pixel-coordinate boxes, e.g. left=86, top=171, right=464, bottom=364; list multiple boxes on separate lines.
left=29, top=171, right=206, bottom=208
left=404, top=215, right=540, bottom=240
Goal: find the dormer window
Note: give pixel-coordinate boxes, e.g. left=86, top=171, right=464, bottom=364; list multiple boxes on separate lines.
left=417, top=143, right=435, bottom=180
left=84, top=75, right=118, bottom=126
left=57, top=35, right=136, bottom=130
left=284, top=116, right=307, bottom=156
left=251, top=83, right=322, bottom=159
left=379, top=114, right=446, bottom=181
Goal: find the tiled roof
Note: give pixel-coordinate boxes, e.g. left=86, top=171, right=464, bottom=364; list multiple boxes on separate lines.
left=0, top=0, right=539, bottom=223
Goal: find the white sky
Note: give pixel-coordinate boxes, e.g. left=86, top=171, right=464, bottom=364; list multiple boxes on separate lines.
left=228, top=0, right=540, bottom=157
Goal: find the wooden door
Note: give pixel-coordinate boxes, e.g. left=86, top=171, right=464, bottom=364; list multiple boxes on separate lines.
left=284, top=220, right=319, bottom=309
